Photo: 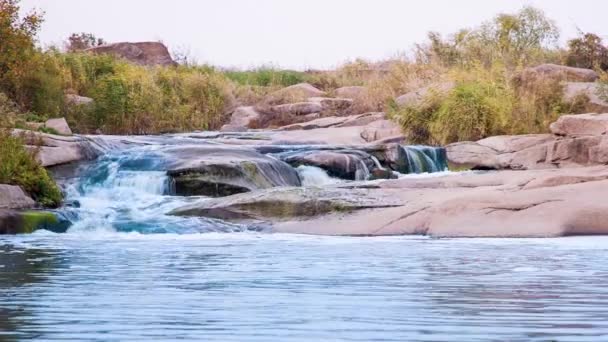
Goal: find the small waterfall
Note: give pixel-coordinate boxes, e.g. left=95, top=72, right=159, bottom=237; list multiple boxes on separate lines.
left=398, top=146, right=448, bottom=174
left=355, top=160, right=371, bottom=181
left=60, top=146, right=244, bottom=234
left=296, top=165, right=342, bottom=186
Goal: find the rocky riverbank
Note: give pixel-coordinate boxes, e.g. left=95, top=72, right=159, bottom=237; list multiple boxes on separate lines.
left=3, top=69, right=608, bottom=237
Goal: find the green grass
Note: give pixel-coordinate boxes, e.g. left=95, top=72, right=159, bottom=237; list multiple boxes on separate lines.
left=223, top=67, right=309, bottom=87
left=0, top=130, right=63, bottom=207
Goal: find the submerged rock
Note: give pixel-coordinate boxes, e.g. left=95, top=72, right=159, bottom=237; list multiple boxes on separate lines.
left=164, top=146, right=301, bottom=197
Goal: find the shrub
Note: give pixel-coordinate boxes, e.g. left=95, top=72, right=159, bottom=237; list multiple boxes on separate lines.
left=565, top=33, right=608, bottom=71
left=0, top=130, right=62, bottom=207
left=224, top=67, right=308, bottom=87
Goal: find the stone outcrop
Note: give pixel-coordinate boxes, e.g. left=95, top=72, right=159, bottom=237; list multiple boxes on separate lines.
left=563, top=82, right=608, bottom=113
left=221, top=106, right=261, bottom=131
left=360, top=120, right=402, bottom=143
left=447, top=113, right=608, bottom=170
left=395, top=82, right=455, bottom=108
left=0, top=210, right=69, bottom=235
left=44, top=118, right=72, bottom=135
left=86, top=42, right=176, bottom=66
left=280, top=150, right=376, bottom=180
left=516, top=64, right=599, bottom=83
left=169, top=187, right=402, bottom=222
left=65, top=94, right=94, bottom=106
left=0, top=185, right=35, bottom=210
left=335, top=86, right=367, bottom=99
left=180, top=165, right=608, bottom=238
left=164, top=146, right=301, bottom=197
left=276, top=112, right=386, bottom=131
left=14, top=130, right=100, bottom=168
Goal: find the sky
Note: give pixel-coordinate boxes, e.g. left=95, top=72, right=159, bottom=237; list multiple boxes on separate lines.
left=20, top=0, right=608, bottom=70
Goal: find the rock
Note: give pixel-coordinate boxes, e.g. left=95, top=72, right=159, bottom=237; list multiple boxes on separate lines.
left=65, top=94, right=94, bottom=106
left=360, top=120, right=402, bottom=143
left=44, top=118, right=72, bottom=135
left=86, top=42, right=176, bottom=66
left=336, top=112, right=386, bottom=128
left=276, top=112, right=386, bottom=131
left=308, top=97, right=353, bottom=113
left=222, top=106, right=260, bottom=130
left=277, top=116, right=349, bottom=131
left=563, top=82, right=608, bottom=113
left=164, top=146, right=301, bottom=197
left=269, top=166, right=608, bottom=237
left=0, top=210, right=69, bottom=235
left=271, top=126, right=368, bottom=145
left=272, top=83, right=325, bottom=100
left=0, top=185, right=35, bottom=210
left=446, top=142, right=502, bottom=169
left=516, top=64, right=599, bottom=83
left=13, top=130, right=100, bottom=167
left=169, top=187, right=402, bottom=222
left=280, top=150, right=376, bottom=180
left=395, top=82, right=455, bottom=108
left=270, top=102, right=323, bottom=116
left=476, top=134, right=556, bottom=153
left=220, top=124, right=247, bottom=132
left=550, top=113, right=608, bottom=136
left=335, top=86, right=367, bottom=99
left=369, top=168, right=398, bottom=180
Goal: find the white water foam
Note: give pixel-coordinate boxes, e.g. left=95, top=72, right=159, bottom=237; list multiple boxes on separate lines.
left=296, top=165, right=343, bottom=186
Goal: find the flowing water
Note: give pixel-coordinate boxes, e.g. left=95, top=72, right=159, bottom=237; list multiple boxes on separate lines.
left=2, top=137, right=605, bottom=341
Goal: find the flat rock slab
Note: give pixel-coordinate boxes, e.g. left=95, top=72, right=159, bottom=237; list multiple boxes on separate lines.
left=170, top=187, right=403, bottom=222
left=271, top=166, right=608, bottom=237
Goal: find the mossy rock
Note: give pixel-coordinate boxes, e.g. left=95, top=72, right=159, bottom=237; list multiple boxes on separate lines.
left=0, top=210, right=71, bottom=234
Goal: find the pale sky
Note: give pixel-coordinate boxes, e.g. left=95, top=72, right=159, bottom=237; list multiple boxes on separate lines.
left=20, top=0, right=608, bottom=70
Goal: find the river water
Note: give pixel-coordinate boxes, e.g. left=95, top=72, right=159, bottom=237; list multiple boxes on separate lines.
left=2, top=139, right=608, bottom=341
left=1, top=233, right=608, bottom=341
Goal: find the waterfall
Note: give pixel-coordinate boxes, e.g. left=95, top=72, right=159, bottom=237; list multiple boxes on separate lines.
left=60, top=146, right=246, bottom=234
left=355, top=160, right=371, bottom=181
left=296, top=165, right=342, bottom=186
left=398, top=145, right=448, bottom=174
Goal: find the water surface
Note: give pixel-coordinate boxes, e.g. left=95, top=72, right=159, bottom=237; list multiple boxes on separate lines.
left=1, top=233, right=607, bottom=341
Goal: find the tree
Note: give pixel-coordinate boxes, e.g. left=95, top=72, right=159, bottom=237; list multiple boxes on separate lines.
left=566, top=33, right=608, bottom=70
left=0, top=0, right=43, bottom=96
left=66, top=32, right=105, bottom=52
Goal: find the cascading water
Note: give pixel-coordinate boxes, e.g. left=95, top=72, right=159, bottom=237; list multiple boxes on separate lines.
left=296, top=165, right=343, bottom=186
left=59, top=145, right=250, bottom=234
left=398, top=145, right=448, bottom=174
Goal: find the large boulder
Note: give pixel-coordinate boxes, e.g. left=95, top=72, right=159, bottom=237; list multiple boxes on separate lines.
left=395, top=82, right=455, bottom=108
left=360, top=120, right=402, bottom=143
left=550, top=113, right=608, bottom=136
left=44, top=118, right=72, bottom=135
left=516, top=64, right=599, bottom=83
left=335, top=86, right=367, bottom=99
left=221, top=106, right=261, bottom=131
left=280, top=150, right=376, bottom=180
left=65, top=94, right=94, bottom=106
left=264, top=83, right=325, bottom=105
left=86, top=42, right=176, bottom=66
left=0, top=210, right=69, bottom=235
left=169, top=187, right=402, bottom=222
left=564, top=82, right=608, bottom=113
left=270, top=102, right=323, bottom=116
left=14, top=130, right=100, bottom=167
left=0, top=185, right=35, bottom=210
left=164, top=146, right=301, bottom=197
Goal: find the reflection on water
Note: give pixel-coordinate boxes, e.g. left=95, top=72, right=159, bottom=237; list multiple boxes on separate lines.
left=1, top=234, right=608, bottom=341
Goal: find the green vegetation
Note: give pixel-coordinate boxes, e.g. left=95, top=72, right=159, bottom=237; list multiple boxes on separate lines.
left=0, top=130, right=62, bottom=207
left=224, top=67, right=309, bottom=87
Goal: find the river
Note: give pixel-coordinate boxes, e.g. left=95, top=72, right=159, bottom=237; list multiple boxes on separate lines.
left=2, top=137, right=608, bottom=341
